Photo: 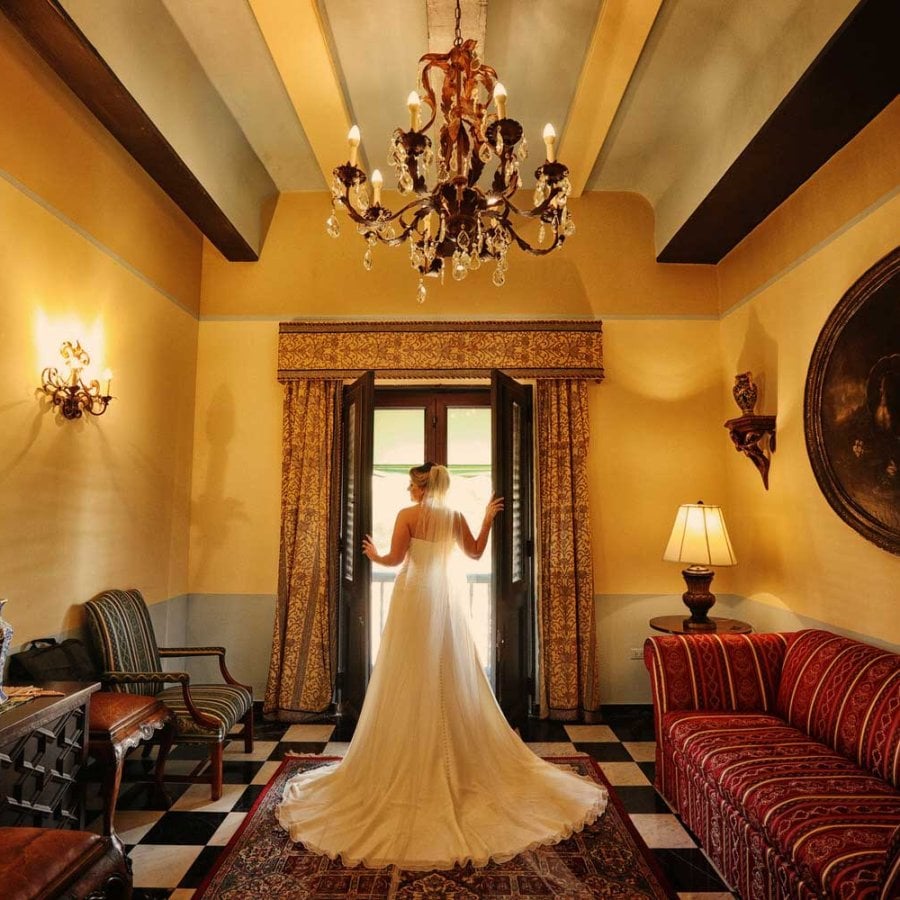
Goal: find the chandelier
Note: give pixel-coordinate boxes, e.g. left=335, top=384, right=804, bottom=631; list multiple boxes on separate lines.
left=326, top=0, right=573, bottom=303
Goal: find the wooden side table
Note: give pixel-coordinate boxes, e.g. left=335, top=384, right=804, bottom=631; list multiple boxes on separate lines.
left=88, top=693, right=174, bottom=836
left=650, top=616, right=752, bottom=635
left=0, top=681, right=99, bottom=828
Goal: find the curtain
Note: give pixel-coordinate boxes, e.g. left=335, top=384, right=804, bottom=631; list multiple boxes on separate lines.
left=264, top=379, right=341, bottom=721
left=536, top=379, right=601, bottom=722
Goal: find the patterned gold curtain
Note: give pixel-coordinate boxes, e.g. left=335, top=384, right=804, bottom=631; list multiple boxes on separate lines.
left=264, top=379, right=341, bottom=721
left=536, top=379, right=601, bottom=722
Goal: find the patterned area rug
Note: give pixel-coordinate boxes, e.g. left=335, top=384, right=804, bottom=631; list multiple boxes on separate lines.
left=195, top=756, right=676, bottom=898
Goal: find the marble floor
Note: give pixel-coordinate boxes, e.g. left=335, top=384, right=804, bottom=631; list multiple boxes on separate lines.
left=85, top=704, right=735, bottom=898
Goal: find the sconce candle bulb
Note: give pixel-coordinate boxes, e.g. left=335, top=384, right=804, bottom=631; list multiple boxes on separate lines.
left=40, top=340, right=113, bottom=420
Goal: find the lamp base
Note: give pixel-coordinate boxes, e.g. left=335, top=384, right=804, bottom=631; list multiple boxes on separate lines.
left=680, top=566, right=717, bottom=629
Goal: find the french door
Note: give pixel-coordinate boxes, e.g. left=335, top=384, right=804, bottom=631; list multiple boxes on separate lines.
left=491, top=371, right=535, bottom=724
left=337, top=373, right=534, bottom=723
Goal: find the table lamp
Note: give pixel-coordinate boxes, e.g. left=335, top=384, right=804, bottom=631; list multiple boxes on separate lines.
left=663, top=501, right=736, bottom=630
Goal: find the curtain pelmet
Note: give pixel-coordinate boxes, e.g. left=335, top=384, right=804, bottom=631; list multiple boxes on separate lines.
left=264, top=379, right=341, bottom=720
left=536, top=379, right=601, bottom=722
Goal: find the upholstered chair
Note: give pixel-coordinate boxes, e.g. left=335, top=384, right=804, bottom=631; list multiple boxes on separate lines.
left=85, top=589, right=253, bottom=800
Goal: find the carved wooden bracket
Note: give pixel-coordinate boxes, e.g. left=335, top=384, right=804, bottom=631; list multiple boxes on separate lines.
left=725, top=414, right=777, bottom=489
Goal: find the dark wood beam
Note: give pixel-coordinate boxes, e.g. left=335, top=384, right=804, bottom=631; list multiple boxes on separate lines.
left=658, top=0, right=899, bottom=264
left=0, top=0, right=258, bottom=262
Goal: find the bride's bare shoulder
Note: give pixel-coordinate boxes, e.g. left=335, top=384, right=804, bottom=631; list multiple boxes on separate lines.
left=397, top=505, right=420, bottom=526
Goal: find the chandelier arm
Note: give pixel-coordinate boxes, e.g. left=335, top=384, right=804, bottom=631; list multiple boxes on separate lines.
left=504, top=193, right=564, bottom=220
left=338, top=194, right=432, bottom=229
left=503, top=222, right=564, bottom=256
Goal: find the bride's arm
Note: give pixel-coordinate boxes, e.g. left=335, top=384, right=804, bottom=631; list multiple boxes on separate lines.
left=363, top=508, right=413, bottom=566
left=457, top=495, right=504, bottom=560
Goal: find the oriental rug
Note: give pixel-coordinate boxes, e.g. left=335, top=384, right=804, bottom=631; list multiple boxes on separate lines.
left=195, top=755, right=676, bottom=899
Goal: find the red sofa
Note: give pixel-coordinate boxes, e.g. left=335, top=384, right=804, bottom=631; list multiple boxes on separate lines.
left=644, top=629, right=900, bottom=899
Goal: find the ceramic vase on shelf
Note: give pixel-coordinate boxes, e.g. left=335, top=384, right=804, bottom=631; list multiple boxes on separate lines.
left=0, top=598, right=12, bottom=704
left=733, top=372, right=759, bottom=415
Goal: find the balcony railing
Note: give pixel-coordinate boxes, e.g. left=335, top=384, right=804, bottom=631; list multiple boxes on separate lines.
left=370, top=571, right=493, bottom=677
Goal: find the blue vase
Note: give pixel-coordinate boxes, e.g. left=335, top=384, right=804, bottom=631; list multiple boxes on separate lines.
left=0, top=599, right=12, bottom=704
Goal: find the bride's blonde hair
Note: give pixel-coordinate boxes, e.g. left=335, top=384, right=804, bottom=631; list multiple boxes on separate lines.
left=410, top=462, right=450, bottom=504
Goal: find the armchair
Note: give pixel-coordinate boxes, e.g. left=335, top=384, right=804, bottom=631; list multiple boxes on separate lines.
left=85, top=589, right=253, bottom=800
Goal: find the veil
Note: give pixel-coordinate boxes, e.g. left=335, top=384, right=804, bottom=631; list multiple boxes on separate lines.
left=412, top=464, right=456, bottom=555
left=411, top=465, right=467, bottom=610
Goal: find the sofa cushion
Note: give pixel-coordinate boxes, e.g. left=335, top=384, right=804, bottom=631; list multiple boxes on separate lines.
left=881, top=826, right=900, bottom=900
left=776, top=630, right=900, bottom=788
left=666, top=710, right=900, bottom=898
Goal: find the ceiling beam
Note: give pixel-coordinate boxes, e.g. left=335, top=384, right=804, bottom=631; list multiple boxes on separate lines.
left=658, top=0, right=899, bottom=264
left=0, top=0, right=258, bottom=261
left=561, top=0, right=663, bottom=200
left=249, top=0, right=352, bottom=190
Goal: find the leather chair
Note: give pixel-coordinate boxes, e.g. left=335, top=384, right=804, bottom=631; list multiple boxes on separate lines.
left=85, top=589, right=253, bottom=800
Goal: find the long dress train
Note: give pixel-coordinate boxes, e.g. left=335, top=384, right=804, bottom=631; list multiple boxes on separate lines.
left=277, top=512, right=607, bottom=870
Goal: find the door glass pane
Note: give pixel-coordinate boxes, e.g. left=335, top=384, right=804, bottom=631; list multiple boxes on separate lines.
left=342, top=400, right=356, bottom=581
left=447, top=407, right=494, bottom=681
left=370, top=409, right=425, bottom=666
left=511, top=401, right=523, bottom=583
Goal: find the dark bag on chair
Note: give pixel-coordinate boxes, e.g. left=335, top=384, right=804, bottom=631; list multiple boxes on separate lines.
left=8, top=637, right=99, bottom=683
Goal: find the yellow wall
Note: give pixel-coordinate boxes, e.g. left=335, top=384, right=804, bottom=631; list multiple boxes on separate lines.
left=188, top=322, right=282, bottom=594
left=716, top=104, right=900, bottom=645
left=200, top=191, right=718, bottom=319
left=0, top=20, right=202, bottom=642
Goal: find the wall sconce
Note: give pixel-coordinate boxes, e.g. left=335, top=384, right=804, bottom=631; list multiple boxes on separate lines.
left=725, top=372, right=776, bottom=489
left=40, top=340, right=113, bottom=419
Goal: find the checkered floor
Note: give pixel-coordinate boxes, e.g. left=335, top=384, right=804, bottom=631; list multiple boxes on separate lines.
left=85, top=705, right=735, bottom=898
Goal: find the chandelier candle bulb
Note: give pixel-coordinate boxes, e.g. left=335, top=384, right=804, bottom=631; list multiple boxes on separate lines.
left=371, top=169, right=384, bottom=205
left=543, top=123, right=557, bottom=162
left=407, top=91, right=421, bottom=130
left=493, top=82, right=507, bottom=119
left=347, top=125, right=361, bottom=166
left=102, top=369, right=112, bottom=396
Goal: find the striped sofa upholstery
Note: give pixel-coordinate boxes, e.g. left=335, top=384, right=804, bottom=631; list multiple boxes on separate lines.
left=645, top=630, right=900, bottom=900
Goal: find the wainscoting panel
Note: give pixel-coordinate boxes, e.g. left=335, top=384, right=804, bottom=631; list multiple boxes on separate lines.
left=183, top=593, right=275, bottom=697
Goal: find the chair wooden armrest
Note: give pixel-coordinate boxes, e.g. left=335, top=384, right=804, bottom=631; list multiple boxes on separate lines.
left=159, top=646, right=251, bottom=689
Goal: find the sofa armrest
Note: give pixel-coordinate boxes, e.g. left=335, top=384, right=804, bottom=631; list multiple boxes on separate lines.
left=643, top=631, right=791, bottom=808
left=643, top=632, right=789, bottom=736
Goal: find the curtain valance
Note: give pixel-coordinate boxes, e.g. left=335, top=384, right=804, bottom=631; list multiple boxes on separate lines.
left=277, top=320, right=603, bottom=381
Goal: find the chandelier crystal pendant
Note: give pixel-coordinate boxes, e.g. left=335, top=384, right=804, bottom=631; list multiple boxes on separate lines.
left=326, top=0, right=574, bottom=303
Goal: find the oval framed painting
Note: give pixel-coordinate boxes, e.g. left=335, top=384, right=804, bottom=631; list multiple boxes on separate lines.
left=804, top=246, right=900, bottom=554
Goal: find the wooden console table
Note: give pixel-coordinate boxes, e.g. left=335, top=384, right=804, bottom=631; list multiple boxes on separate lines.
left=0, top=681, right=99, bottom=828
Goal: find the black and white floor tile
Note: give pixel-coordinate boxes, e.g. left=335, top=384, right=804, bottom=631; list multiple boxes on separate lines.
left=84, top=705, right=735, bottom=899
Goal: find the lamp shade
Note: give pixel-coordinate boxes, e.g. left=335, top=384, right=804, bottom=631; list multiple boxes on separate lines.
left=663, top=502, right=736, bottom=567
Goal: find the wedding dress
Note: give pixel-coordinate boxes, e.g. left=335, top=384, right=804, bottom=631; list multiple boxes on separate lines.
left=277, top=503, right=607, bottom=870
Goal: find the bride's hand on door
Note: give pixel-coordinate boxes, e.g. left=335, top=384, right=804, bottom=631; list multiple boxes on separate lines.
left=362, top=535, right=379, bottom=562
left=484, top=494, right=504, bottom=525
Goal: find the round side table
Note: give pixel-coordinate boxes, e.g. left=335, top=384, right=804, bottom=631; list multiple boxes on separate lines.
left=650, top=616, right=752, bottom=635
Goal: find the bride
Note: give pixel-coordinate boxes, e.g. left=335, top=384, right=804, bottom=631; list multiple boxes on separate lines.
left=277, top=463, right=607, bottom=870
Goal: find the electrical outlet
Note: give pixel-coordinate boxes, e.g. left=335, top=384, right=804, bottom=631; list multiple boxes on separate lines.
left=629, top=647, right=643, bottom=660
